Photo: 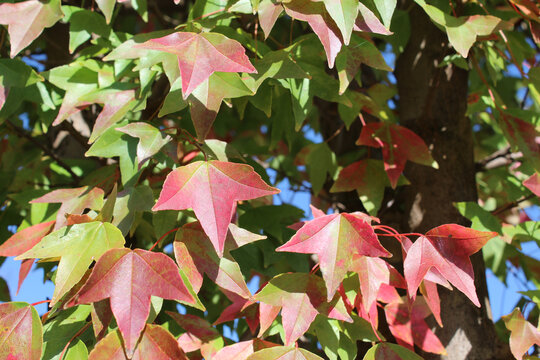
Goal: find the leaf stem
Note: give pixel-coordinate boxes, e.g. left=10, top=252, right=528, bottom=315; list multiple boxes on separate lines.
left=59, top=322, right=91, bottom=360
left=31, top=299, right=51, bottom=307
left=149, top=227, right=180, bottom=251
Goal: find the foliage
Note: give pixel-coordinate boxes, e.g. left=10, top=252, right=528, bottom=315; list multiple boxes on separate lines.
left=0, top=0, right=539, bottom=359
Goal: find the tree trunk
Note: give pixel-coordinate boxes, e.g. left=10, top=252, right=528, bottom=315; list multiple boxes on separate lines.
left=390, top=5, right=512, bottom=360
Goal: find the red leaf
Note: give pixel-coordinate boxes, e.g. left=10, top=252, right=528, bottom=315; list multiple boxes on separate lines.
left=403, top=224, right=496, bottom=307
left=167, top=313, right=223, bottom=359
left=174, top=222, right=263, bottom=298
left=354, top=3, right=392, bottom=35
left=277, top=212, right=389, bottom=300
left=0, top=220, right=55, bottom=257
left=30, top=187, right=104, bottom=230
left=153, top=161, right=279, bottom=256
left=74, top=248, right=196, bottom=355
left=524, top=172, right=540, bottom=197
left=356, top=123, right=436, bottom=188
left=351, top=255, right=406, bottom=313
left=283, top=0, right=343, bottom=68
left=258, top=0, right=283, bottom=38
left=213, top=290, right=259, bottom=334
left=384, top=297, right=446, bottom=355
left=89, top=325, right=188, bottom=360
left=0, top=302, right=42, bottom=360
left=136, top=32, right=256, bottom=98
left=17, top=259, right=34, bottom=295
left=0, top=0, right=63, bottom=58
left=255, top=273, right=352, bottom=346
left=502, top=308, right=540, bottom=360
left=0, top=86, right=7, bottom=110
left=213, top=339, right=279, bottom=360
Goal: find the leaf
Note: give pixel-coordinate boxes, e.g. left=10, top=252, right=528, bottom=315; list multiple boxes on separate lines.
left=363, top=342, right=423, bottom=360
left=302, top=143, right=337, bottom=195
left=403, top=224, right=496, bottom=307
left=351, top=255, right=406, bottom=313
left=187, top=72, right=254, bottom=141
left=373, top=0, right=396, bottom=28
left=153, top=160, right=279, bottom=256
left=30, top=187, right=104, bottom=230
left=167, top=312, right=224, bottom=358
left=257, top=0, right=283, bottom=38
left=0, top=59, right=43, bottom=109
left=331, top=159, right=397, bottom=215
left=16, top=221, right=125, bottom=305
left=73, top=248, right=196, bottom=355
left=136, top=31, right=256, bottom=98
left=0, top=302, right=42, bottom=360
left=336, top=34, right=392, bottom=94
left=354, top=3, right=392, bottom=35
left=502, top=308, right=540, bottom=360
left=174, top=222, right=263, bottom=298
left=322, top=0, right=358, bottom=45
left=277, top=212, right=389, bottom=300
left=213, top=339, right=279, bottom=360
left=0, top=220, right=55, bottom=257
left=384, top=297, right=445, bottom=354
left=356, top=122, right=436, bottom=188
left=499, top=114, right=540, bottom=170
left=88, top=325, right=188, bottom=360
left=116, top=122, right=171, bottom=166
left=255, top=273, right=352, bottom=345
left=524, top=172, right=540, bottom=197
left=415, top=0, right=511, bottom=57
left=283, top=0, right=343, bottom=68
left=0, top=0, right=63, bottom=58
left=246, top=345, right=324, bottom=360
left=213, top=290, right=259, bottom=334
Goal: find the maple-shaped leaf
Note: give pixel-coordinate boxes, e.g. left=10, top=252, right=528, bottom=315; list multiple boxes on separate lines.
left=384, top=297, right=445, bottom=355
left=246, top=345, right=324, bottom=360
left=167, top=312, right=224, bottom=358
left=213, top=290, right=259, bottom=334
left=0, top=220, right=55, bottom=293
left=0, top=0, right=63, bottom=58
left=73, top=248, right=196, bottom=355
left=16, top=221, right=125, bottom=305
left=116, top=122, right=171, bottom=166
left=187, top=72, right=254, bottom=141
left=255, top=273, right=352, bottom=346
left=354, top=3, right=393, bottom=35
left=136, top=31, right=256, bottom=98
left=351, top=255, right=406, bottom=313
left=30, top=186, right=104, bottom=230
left=364, top=342, right=423, bottom=360
left=283, top=0, right=343, bottom=68
left=335, top=34, right=392, bottom=94
left=524, top=173, right=540, bottom=197
left=331, top=159, right=401, bottom=215
left=416, top=0, right=511, bottom=57
left=277, top=212, right=390, bottom=301
left=88, top=325, right=188, bottom=360
left=356, top=122, right=437, bottom=188
left=214, top=339, right=279, bottom=360
left=403, top=224, right=496, bottom=307
left=0, top=302, right=42, bottom=360
left=52, top=88, right=136, bottom=141
left=174, top=222, right=264, bottom=298
left=153, top=161, right=279, bottom=256
left=502, top=308, right=540, bottom=360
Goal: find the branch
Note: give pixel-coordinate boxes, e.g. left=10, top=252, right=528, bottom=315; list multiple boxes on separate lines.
left=475, top=145, right=522, bottom=171
left=5, top=120, right=81, bottom=183
left=491, top=193, right=535, bottom=216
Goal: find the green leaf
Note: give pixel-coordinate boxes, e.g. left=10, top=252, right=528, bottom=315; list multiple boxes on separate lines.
left=363, top=342, right=423, bottom=360
left=16, top=222, right=125, bottom=304
left=373, top=0, right=396, bottom=28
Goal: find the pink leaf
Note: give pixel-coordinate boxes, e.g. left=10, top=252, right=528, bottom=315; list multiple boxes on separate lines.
left=502, top=308, right=540, bottom=360
left=153, top=161, right=279, bottom=256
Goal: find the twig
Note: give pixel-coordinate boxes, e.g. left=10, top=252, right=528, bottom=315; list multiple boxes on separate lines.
left=149, top=227, right=180, bottom=251
left=59, top=322, right=91, bottom=360
left=492, top=194, right=535, bottom=215
left=5, top=120, right=81, bottom=183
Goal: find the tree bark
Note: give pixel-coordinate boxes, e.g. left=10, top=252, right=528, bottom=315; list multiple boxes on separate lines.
left=390, top=5, right=512, bottom=360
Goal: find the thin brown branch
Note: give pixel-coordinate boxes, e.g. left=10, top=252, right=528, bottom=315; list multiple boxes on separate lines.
left=492, top=193, right=535, bottom=215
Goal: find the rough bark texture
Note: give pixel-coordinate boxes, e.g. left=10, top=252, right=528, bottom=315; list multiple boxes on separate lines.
left=390, top=6, right=512, bottom=360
